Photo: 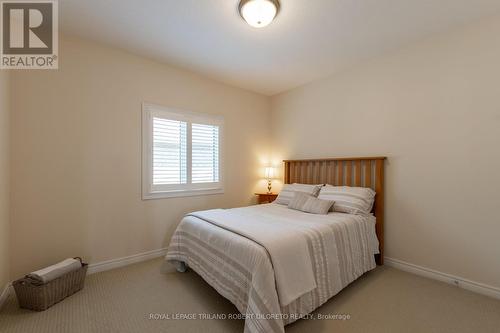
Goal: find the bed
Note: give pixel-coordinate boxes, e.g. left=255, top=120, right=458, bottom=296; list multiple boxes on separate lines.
left=166, top=157, right=386, bottom=333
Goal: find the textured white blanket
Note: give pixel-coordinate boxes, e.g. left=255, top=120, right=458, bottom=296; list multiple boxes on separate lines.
left=28, top=258, right=81, bottom=283
left=189, top=209, right=317, bottom=306
left=167, top=204, right=379, bottom=333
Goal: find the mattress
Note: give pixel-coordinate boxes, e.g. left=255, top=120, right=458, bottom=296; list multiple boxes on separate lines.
left=166, top=203, right=379, bottom=333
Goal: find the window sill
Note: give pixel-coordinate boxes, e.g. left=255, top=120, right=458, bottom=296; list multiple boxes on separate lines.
left=142, top=188, right=224, bottom=200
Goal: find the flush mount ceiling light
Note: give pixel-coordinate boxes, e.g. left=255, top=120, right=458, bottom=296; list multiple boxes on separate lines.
left=239, top=0, right=280, bottom=28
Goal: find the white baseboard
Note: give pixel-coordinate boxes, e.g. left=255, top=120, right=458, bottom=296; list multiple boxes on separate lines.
left=0, top=283, right=12, bottom=309
left=87, top=247, right=168, bottom=275
left=385, top=257, right=500, bottom=300
left=0, top=248, right=168, bottom=308
left=3, top=252, right=498, bottom=307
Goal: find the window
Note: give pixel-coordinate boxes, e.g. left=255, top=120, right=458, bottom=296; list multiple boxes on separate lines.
left=142, top=103, right=224, bottom=199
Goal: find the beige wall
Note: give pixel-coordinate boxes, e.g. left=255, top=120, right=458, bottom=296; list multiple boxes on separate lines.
left=8, top=15, right=500, bottom=292
left=271, top=16, right=500, bottom=289
left=0, top=71, right=10, bottom=289
left=10, top=36, right=271, bottom=278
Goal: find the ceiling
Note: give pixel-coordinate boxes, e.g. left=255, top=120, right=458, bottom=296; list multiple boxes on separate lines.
left=60, top=0, right=500, bottom=96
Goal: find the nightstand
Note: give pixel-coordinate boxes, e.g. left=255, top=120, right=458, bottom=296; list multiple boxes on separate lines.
left=255, top=193, right=278, bottom=204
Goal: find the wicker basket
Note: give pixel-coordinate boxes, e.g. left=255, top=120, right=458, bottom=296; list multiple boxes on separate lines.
left=13, top=257, right=88, bottom=311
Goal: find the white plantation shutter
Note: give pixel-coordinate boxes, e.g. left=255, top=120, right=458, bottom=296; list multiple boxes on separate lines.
left=143, top=103, right=223, bottom=199
left=152, top=118, right=187, bottom=185
left=192, top=124, right=219, bottom=183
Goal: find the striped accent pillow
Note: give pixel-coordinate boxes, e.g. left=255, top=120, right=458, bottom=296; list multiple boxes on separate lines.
left=318, top=185, right=375, bottom=215
left=288, top=192, right=334, bottom=215
left=275, top=183, right=323, bottom=206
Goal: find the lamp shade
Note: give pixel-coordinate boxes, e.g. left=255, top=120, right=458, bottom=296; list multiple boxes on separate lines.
left=264, top=166, right=275, bottom=179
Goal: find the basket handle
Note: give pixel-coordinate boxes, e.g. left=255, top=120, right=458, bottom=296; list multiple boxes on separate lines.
left=73, top=257, right=83, bottom=265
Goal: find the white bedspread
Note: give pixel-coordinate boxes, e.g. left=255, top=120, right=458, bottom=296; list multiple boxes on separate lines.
left=166, top=204, right=379, bottom=333
left=189, top=209, right=317, bottom=306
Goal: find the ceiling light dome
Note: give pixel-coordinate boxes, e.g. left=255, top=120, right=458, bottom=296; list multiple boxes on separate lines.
left=239, top=0, right=280, bottom=28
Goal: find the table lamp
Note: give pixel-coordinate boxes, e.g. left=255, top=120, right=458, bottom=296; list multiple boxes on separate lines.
left=264, top=166, right=275, bottom=194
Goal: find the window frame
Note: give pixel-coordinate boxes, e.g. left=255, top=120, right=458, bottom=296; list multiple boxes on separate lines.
left=142, top=102, right=224, bottom=200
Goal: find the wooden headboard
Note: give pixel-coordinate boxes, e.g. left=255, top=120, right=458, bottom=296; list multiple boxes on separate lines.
left=283, top=157, right=386, bottom=265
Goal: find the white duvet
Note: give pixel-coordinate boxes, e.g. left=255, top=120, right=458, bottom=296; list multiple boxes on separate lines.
left=188, top=208, right=317, bottom=306
left=166, top=203, right=379, bottom=333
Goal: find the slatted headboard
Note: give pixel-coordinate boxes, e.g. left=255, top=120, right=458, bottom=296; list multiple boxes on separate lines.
left=283, top=157, right=386, bottom=265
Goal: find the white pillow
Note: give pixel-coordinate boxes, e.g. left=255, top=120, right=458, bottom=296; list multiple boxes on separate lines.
left=275, top=183, right=323, bottom=206
left=288, top=192, right=334, bottom=215
left=318, top=185, right=375, bottom=215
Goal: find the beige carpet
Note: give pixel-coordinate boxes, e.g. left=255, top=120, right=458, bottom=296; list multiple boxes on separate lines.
left=1, top=258, right=499, bottom=333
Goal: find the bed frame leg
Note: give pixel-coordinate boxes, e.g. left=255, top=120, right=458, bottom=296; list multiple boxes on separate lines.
left=175, top=261, right=187, bottom=273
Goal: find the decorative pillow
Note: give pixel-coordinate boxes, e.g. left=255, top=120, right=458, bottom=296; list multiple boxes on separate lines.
left=318, top=185, right=375, bottom=215
left=288, top=192, right=334, bottom=215
left=274, top=183, right=323, bottom=206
